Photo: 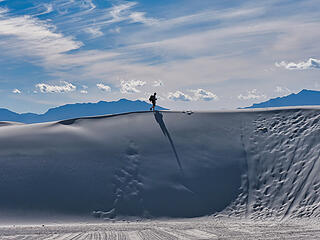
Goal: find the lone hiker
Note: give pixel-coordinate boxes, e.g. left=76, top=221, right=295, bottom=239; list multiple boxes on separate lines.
left=149, top=92, right=157, bottom=111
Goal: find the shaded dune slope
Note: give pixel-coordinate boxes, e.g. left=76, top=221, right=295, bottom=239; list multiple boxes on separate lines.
left=0, top=109, right=319, bottom=220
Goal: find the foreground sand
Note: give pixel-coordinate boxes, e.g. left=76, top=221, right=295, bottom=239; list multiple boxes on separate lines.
left=0, top=217, right=319, bottom=239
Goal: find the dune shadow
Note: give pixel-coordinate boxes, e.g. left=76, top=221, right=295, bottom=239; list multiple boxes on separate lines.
left=154, top=111, right=183, bottom=172
left=58, top=119, right=77, bottom=125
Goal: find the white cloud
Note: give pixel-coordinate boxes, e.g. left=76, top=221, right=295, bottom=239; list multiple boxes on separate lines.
left=97, top=83, right=111, bottom=92
left=80, top=90, right=88, bottom=94
left=108, top=2, right=157, bottom=25
left=168, top=91, right=193, bottom=101
left=12, top=88, right=21, bottom=94
left=84, top=27, right=103, bottom=38
left=0, top=8, right=8, bottom=14
left=153, top=80, right=163, bottom=87
left=129, top=12, right=157, bottom=25
left=109, top=27, right=121, bottom=34
left=36, top=81, right=76, bottom=93
left=190, top=89, right=218, bottom=101
left=120, top=80, right=146, bottom=93
left=43, top=4, right=53, bottom=14
left=275, top=86, right=291, bottom=94
left=167, top=89, right=218, bottom=102
left=275, top=58, right=320, bottom=70
left=238, top=89, right=266, bottom=100
left=109, top=2, right=137, bottom=22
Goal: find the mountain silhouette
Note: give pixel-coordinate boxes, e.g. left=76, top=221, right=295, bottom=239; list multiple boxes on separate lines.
left=243, top=89, right=320, bottom=109
left=0, top=99, right=168, bottom=124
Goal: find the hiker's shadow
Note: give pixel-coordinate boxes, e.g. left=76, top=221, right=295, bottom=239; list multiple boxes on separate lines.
left=154, top=111, right=183, bottom=172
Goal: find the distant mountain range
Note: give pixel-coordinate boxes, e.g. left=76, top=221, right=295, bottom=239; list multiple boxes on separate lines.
left=2, top=90, right=319, bottom=123
left=243, top=89, right=320, bottom=109
left=0, top=99, right=168, bottom=124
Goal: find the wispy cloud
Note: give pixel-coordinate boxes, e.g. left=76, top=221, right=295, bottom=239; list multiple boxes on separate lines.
left=275, top=58, right=320, bottom=70
left=97, top=83, right=111, bottom=92
left=0, top=9, right=82, bottom=59
left=157, top=6, right=265, bottom=30
left=36, top=81, right=76, bottom=93
left=109, top=2, right=137, bottom=22
left=0, top=1, right=157, bottom=69
left=120, top=79, right=146, bottom=93
left=81, top=0, right=96, bottom=11
left=46, top=50, right=119, bottom=69
left=33, top=4, right=54, bottom=16
left=129, top=19, right=309, bottom=60
left=79, top=1, right=157, bottom=29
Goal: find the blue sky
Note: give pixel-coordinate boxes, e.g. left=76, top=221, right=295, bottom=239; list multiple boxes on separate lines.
left=0, top=0, right=319, bottom=113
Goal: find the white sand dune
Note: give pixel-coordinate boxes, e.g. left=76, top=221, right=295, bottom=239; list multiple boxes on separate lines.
left=0, top=122, right=24, bottom=127
left=0, top=108, right=319, bottom=221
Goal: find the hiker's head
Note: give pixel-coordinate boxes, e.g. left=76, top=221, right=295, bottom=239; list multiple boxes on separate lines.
left=154, top=92, right=157, bottom=95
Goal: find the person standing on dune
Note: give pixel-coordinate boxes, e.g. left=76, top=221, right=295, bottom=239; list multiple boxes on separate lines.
left=149, top=93, right=157, bottom=111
